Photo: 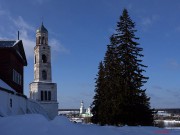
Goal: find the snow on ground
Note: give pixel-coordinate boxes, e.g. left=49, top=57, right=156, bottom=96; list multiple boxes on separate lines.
left=0, top=114, right=180, bottom=135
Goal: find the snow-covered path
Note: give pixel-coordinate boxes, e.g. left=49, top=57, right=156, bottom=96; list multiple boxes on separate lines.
left=0, top=114, right=179, bottom=135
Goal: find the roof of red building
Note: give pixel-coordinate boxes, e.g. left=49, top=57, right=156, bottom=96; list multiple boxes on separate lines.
left=0, top=40, right=27, bottom=66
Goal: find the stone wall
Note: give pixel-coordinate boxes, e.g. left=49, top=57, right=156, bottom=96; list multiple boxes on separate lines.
left=0, top=88, right=49, bottom=119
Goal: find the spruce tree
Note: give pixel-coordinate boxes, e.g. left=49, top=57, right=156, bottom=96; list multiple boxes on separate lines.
left=91, top=9, right=154, bottom=126
left=91, top=61, right=106, bottom=124
left=114, top=9, right=154, bottom=126
left=103, top=36, right=123, bottom=125
left=91, top=36, right=120, bottom=125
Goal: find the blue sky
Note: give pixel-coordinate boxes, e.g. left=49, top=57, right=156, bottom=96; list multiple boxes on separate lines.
left=1, top=0, right=180, bottom=109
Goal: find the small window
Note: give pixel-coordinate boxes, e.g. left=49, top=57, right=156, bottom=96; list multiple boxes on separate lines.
left=41, top=91, right=44, bottom=101
left=10, top=98, right=12, bottom=108
left=42, top=70, right=47, bottom=80
left=42, top=37, right=45, bottom=44
left=30, top=91, right=32, bottom=99
left=48, top=91, right=51, bottom=101
left=45, top=91, right=47, bottom=101
left=13, top=69, right=22, bottom=85
left=42, top=54, right=47, bottom=63
left=35, top=55, right=36, bottom=64
left=39, top=36, right=41, bottom=44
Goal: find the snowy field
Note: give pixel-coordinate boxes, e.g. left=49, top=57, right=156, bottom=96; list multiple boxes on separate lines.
left=0, top=114, right=180, bottom=135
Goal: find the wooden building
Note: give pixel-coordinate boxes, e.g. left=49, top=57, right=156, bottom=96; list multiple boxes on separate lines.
left=0, top=40, right=27, bottom=94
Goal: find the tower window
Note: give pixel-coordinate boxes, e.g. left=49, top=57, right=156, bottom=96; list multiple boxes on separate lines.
left=41, top=91, right=44, bottom=101
left=45, top=91, right=47, bottom=101
left=39, top=36, right=41, bottom=44
left=42, top=54, right=47, bottom=63
left=48, top=91, right=51, bottom=101
left=45, top=39, right=47, bottom=44
left=36, top=37, right=38, bottom=45
left=30, top=91, right=32, bottom=98
left=42, top=37, right=45, bottom=44
left=42, top=70, right=47, bottom=80
left=35, top=55, right=36, bottom=64
left=45, top=38, right=48, bottom=44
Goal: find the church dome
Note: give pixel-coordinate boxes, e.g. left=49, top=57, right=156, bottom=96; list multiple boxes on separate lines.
left=36, top=22, right=48, bottom=33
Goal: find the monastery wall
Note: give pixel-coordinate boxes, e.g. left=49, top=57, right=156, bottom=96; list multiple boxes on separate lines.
left=0, top=89, right=49, bottom=119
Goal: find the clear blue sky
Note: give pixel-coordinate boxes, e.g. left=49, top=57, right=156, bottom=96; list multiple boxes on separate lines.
left=1, top=0, right=180, bottom=109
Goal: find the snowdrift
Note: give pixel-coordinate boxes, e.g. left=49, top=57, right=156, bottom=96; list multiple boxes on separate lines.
left=0, top=114, right=180, bottom=135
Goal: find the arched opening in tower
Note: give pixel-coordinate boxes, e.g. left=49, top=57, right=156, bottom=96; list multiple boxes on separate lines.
left=42, top=70, right=47, bottom=80
left=42, top=54, right=47, bottom=63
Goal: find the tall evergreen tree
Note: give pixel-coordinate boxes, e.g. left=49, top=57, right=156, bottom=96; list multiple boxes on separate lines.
left=91, top=36, right=120, bottom=125
left=91, top=61, right=106, bottom=124
left=114, top=9, right=154, bottom=126
left=91, top=9, right=154, bottom=126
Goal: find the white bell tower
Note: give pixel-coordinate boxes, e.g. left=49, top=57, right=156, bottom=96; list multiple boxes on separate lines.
left=80, top=100, right=85, bottom=114
left=29, top=23, right=58, bottom=119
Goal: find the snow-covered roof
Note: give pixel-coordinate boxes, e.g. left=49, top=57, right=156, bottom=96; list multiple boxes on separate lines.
left=0, top=79, right=16, bottom=92
left=0, top=40, right=16, bottom=47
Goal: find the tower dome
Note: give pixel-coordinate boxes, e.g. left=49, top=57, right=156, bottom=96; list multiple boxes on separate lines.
left=36, top=22, right=48, bottom=33
left=36, top=22, right=48, bottom=46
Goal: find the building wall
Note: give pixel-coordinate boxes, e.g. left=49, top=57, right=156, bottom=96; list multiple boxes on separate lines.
left=29, top=82, right=57, bottom=101
left=0, top=50, right=24, bottom=94
left=29, top=82, right=58, bottom=119
left=40, top=102, right=58, bottom=119
left=0, top=88, right=48, bottom=118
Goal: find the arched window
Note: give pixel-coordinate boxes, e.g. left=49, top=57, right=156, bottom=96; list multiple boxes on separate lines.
left=36, top=37, right=38, bottom=45
left=41, top=91, right=43, bottom=101
left=42, top=54, right=47, bottom=63
left=42, top=70, right=47, bottom=80
left=30, top=91, right=32, bottom=98
left=48, top=91, right=51, bottom=101
left=35, top=55, right=36, bottom=64
left=46, top=38, right=48, bottom=44
left=45, top=91, right=47, bottom=101
left=39, top=36, right=41, bottom=44
left=42, top=37, right=45, bottom=44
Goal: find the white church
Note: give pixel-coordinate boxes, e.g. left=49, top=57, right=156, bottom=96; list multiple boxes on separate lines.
left=79, top=101, right=92, bottom=117
left=29, top=23, right=58, bottom=119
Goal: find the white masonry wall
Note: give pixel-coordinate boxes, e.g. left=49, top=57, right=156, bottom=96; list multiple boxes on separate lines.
left=0, top=89, right=48, bottom=119
left=29, top=82, right=58, bottom=119
left=29, top=82, right=57, bottom=101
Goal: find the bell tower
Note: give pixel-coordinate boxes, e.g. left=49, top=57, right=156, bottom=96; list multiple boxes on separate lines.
left=29, top=23, right=58, bottom=119
left=34, top=22, right=51, bottom=82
